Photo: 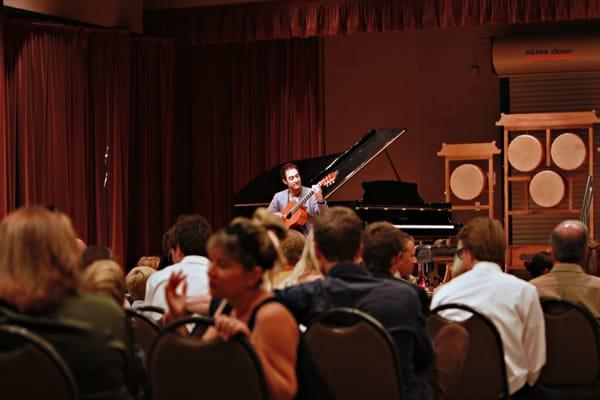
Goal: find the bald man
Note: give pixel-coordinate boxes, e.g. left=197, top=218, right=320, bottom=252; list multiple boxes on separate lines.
left=531, top=220, right=600, bottom=320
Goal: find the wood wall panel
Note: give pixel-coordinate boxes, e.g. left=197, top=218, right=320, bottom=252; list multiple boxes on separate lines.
left=508, top=72, right=600, bottom=243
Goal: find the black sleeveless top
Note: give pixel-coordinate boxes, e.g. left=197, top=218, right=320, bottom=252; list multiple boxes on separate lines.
left=243, top=296, right=334, bottom=400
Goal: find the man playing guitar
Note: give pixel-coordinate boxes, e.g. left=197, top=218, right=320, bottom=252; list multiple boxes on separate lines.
left=267, top=163, right=328, bottom=233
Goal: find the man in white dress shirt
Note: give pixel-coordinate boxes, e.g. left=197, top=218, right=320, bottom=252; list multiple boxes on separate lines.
left=145, top=215, right=212, bottom=313
left=431, top=217, right=546, bottom=399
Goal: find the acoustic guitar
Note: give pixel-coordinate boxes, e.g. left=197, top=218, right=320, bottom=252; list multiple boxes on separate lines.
left=282, top=171, right=338, bottom=229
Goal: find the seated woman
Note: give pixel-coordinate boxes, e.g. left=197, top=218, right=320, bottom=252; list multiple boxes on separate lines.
left=165, top=218, right=299, bottom=400
left=0, top=206, right=134, bottom=400
left=81, top=259, right=127, bottom=307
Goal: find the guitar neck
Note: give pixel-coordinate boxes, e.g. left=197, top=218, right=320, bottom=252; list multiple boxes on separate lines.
left=290, top=188, right=316, bottom=214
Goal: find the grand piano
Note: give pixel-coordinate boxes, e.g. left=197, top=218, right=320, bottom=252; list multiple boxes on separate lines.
left=233, top=128, right=461, bottom=241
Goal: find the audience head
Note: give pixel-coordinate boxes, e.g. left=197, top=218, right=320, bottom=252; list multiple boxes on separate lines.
left=252, top=207, right=287, bottom=242
left=313, top=207, right=363, bottom=271
left=172, top=214, right=212, bottom=262
left=125, top=265, right=155, bottom=302
left=280, top=162, right=300, bottom=181
left=362, top=222, right=414, bottom=276
left=550, top=220, right=588, bottom=264
left=80, top=245, right=115, bottom=271
left=136, top=256, right=160, bottom=270
left=456, top=217, right=505, bottom=270
left=0, top=206, right=80, bottom=313
left=525, top=251, right=552, bottom=278
left=81, top=260, right=126, bottom=306
left=280, top=230, right=306, bottom=267
left=279, top=231, right=322, bottom=288
left=207, top=218, right=277, bottom=301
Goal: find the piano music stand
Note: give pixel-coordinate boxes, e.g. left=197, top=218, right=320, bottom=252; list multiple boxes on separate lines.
left=437, top=142, right=501, bottom=219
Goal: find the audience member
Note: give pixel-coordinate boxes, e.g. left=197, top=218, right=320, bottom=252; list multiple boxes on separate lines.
left=126, top=266, right=156, bottom=308
left=145, top=215, right=211, bottom=312
left=136, top=256, right=160, bottom=270
left=0, top=206, right=134, bottom=400
left=277, top=231, right=323, bottom=288
left=531, top=220, right=600, bottom=319
left=80, top=245, right=115, bottom=271
left=252, top=207, right=288, bottom=290
left=274, top=230, right=306, bottom=286
left=431, top=217, right=545, bottom=399
left=525, top=251, right=552, bottom=279
left=81, top=259, right=126, bottom=307
left=165, top=218, right=299, bottom=400
left=362, top=221, right=430, bottom=313
left=275, top=207, right=434, bottom=400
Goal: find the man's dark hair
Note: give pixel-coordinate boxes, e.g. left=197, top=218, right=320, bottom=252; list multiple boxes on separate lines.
left=524, top=251, right=552, bottom=278
left=457, top=217, right=505, bottom=266
left=313, top=207, right=363, bottom=262
left=80, top=245, right=115, bottom=270
left=173, top=215, right=212, bottom=257
left=280, top=163, right=299, bottom=180
left=550, top=220, right=588, bottom=264
left=362, top=221, right=412, bottom=275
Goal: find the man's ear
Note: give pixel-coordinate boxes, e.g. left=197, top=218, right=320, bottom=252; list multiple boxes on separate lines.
left=389, top=251, right=401, bottom=273
left=354, top=243, right=364, bottom=263
left=282, top=178, right=288, bottom=186
left=172, top=245, right=185, bottom=263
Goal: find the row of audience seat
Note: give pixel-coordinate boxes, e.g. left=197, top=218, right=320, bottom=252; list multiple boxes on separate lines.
left=2, top=300, right=599, bottom=400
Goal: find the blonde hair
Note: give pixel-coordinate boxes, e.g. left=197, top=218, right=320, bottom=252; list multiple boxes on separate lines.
left=279, top=231, right=322, bottom=288
left=125, top=265, right=155, bottom=301
left=81, top=260, right=126, bottom=306
left=136, top=256, right=160, bottom=270
left=0, top=207, right=80, bottom=313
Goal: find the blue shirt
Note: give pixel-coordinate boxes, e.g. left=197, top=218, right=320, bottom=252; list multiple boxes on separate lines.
left=267, top=186, right=324, bottom=233
left=275, top=263, right=434, bottom=400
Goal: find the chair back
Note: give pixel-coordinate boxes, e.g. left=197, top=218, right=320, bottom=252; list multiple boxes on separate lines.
left=539, top=299, right=600, bottom=384
left=149, top=316, right=268, bottom=400
left=427, top=303, right=509, bottom=400
left=0, top=324, right=79, bottom=400
left=125, top=308, right=160, bottom=356
left=305, top=308, right=404, bottom=400
left=132, top=304, right=165, bottom=323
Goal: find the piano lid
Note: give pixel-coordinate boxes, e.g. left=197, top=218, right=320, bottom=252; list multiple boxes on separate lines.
left=233, top=128, right=406, bottom=207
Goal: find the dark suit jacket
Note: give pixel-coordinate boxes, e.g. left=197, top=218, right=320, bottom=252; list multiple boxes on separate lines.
left=276, top=263, right=434, bottom=400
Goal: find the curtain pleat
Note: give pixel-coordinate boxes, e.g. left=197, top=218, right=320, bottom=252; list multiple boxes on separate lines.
left=145, top=0, right=600, bottom=45
left=174, top=38, right=324, bottom=229
left=0, top=23, right=171, bottom=265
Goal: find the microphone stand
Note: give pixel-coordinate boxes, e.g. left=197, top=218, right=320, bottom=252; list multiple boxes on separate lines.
left=103, top=145, right=110, bottom=246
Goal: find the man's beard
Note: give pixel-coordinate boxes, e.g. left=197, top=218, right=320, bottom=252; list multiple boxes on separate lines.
left=451, top=254, right=466, bottom=278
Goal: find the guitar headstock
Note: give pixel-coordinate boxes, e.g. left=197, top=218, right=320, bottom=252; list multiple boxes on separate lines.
left=319, top=171, right=338, bottom=188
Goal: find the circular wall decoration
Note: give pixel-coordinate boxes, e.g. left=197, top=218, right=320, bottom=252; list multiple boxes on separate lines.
left=529, top=170, right=565, bottom=208
left=450, top=164, right=486, bottom=201
left=551, top=132, right=586, bottom=171
left=507, top=134, right=543, bottom=172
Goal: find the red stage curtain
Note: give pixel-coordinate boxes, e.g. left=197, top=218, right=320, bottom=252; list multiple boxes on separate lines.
left=145, top=0, right=600, bottom=45
left=0, top=18, right=322, bottom=263
left=2, top=20, right=131, bottom=262
left=129, top=37, right=175, bottom=262
left=0, top=18, right=12, bottom=217
left=1, top=20, right=179, bottom=264
left=174, top=37, right=324, bottom=228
